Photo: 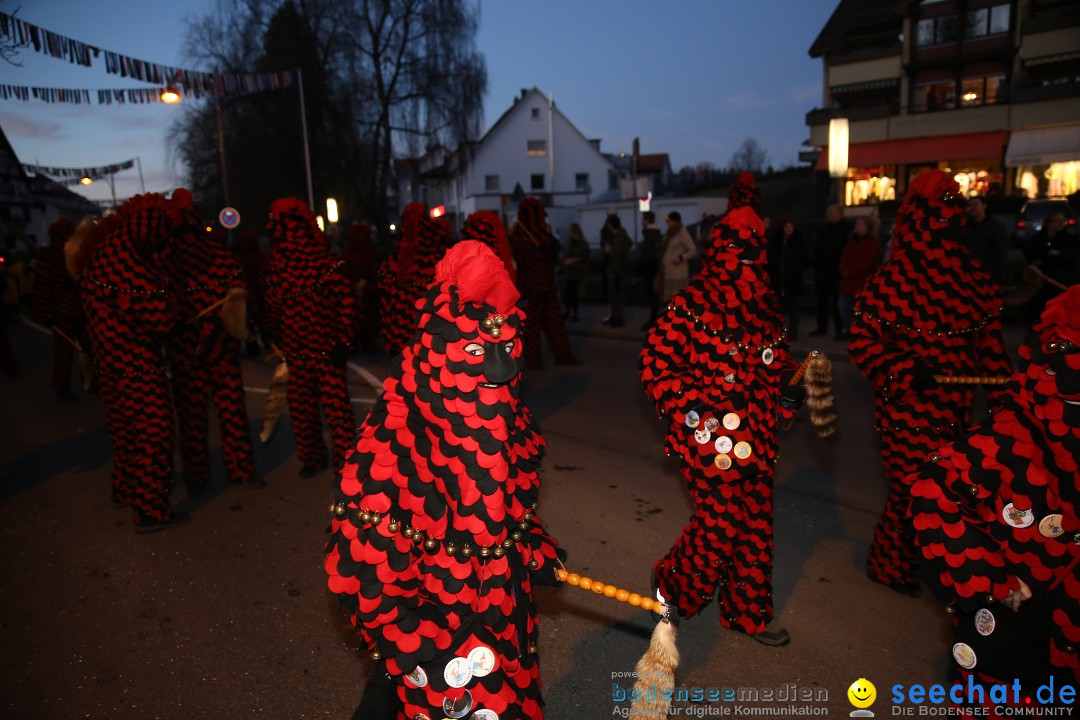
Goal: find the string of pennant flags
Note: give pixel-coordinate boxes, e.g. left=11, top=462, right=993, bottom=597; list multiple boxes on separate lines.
left=24, top=159, right=136, bottom=185
left=0, top=83, right=231, bottom=105
left=0, top=11, right=294, bottom=101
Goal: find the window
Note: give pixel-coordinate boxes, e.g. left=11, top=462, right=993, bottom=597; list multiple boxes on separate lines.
left=989, top=4, right=1009, bottom=34
left=608, top=170, right=619, bottom=190
left=960, top=74, right=1006, bottom=106
left=916, top=18, right=935, bottom=46
left=914, top=81, right=955, bottom=112
left=575, top=172, right=589, bottom=191
left=935, top=14, right=957, bottom=44
left=966, top=4, right=1009, bottom=37
left=526, top=139, right=547, bottom=156
left=531, top=107, right=541, bottom=120
left=530, top=173, right=545, bottom=191
left=484, top=174, right=499, bottom=192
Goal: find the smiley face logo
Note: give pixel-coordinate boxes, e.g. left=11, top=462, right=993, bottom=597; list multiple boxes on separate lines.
left=847, top=678, right=876, bottom=710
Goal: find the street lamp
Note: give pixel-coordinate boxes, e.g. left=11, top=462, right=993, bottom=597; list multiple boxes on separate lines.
left=160, top=87, right=181, bottom=104
left=828, top=117, right=850, bottom=206
left=316, top=215, right=325, bottom=232
left=326, top=198, right=339, bottom=224
left=79, top=176, right=93, bottom=185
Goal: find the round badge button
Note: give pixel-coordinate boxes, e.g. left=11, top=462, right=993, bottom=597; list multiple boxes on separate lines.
left=694, top=428, right=711, bottom=444
left=404, top=666, right=428, bottom=688
left=974, top=608, right=995, bottom=637
left=722, top=412, right=741, bottom=431
left=1039, top=513, right=1064, bottom=538
left=684, top=410, right=700, bottom=429
left=703, top=416, right=720, bottom=433
left=467, top=646, right=496, bottom=678
left=472, top=710, right=501, bottom=720
left=762, top=348, right=775, bottom=365
left=714, top=435, right=733, bottom=454
left=952, top=642, right=977, bottom=669
left=1001, top=503, right=1035, bottom=529
left=714, top=454, right=732, bottom=470
left=443, top=656, right=473, bottom=689
left=443, top=689, right=474, bottom=719
left=733, top=441, right=753, bottom=460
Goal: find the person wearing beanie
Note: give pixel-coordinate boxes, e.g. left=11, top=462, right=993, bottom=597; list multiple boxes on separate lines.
left=35, top=218, right=87, bottom=400
left=641, top=205, right=806, bottom=647
left=76, top=194, right=186, bottom=532
left=325, top=241, right=564, bottom=720
left=508, top=197, right=576, bottom=367
left=850, top=170, right=1013, bottom=597
left=263, top=197, right=358, bottom=475
left=166, top=189, right=262, bottom=494
left=910, top=284, right=1080, bottom=697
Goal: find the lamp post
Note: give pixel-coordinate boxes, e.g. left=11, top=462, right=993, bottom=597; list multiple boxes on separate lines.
left=828, top=118, right=850, bottom=207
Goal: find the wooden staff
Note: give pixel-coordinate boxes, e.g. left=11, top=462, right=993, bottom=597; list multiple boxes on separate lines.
left=185, top=295, right=227, bottom=324
left=934, top=375, right=1011, bottom=385
left=51, top=324, right=82, bottom=352
left=788, top=350, right=820, bottom=385
left=1032, top=265, right=1069, bottom=292
left=54, top=324, right=94, bottom=390
left=555, top=568, right=678, bottom=719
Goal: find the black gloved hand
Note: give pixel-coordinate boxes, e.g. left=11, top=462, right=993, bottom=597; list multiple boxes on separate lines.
left=779, top=372, right=807, bottom=410
left=330, top=342, right=349, bottom=368
left=909, top=364, right=939, bottom=391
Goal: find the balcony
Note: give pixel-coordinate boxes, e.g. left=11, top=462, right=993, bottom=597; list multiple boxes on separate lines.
left=806, top=104, right=896, bottom=127
left=1010, top=81, right=1080, bottom=104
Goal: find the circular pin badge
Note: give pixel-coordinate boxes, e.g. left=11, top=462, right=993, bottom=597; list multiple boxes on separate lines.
left=722, top=412, right=741, bottom=431
left=974, top=608, right=996, bottom=637
left=694, top=428, right=711, bottom=445
left=412, top=713, right=431, bottom=720
left=714, top=454, right=732, bottom=470
left=443, top=656, right=473, bottom=689
left=714, top=435, right=733, bottom=454
left=724, top=372, right=736, bottom=384
left=218, top=206, right=241, bottom=229
left=443, top=689, right=473, bottom=719
left=1001, top=503, right=1035, bottom=529
left=684, top=410, right=700, bottom=429
left=1038, top=513, right=1064, bottom=538
left=467, top=645, right=496, bottom=678
left=704, top=416, right=720, bottom=433
left=471, top=710, right=500, bottom=720
left=952, top=642, right=977, bottom=669
left=404, top=666, right=428, bottom=688
left=762, top=348, right=775, bottom=365
left=733, top=441, right=753, bottom=460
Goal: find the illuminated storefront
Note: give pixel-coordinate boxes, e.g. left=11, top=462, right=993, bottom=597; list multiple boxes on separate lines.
left=1006, top=125, right=1080, bottom=198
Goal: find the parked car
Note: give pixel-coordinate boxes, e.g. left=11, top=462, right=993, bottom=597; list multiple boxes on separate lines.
left=1012, top=198, right=1076, bottom=248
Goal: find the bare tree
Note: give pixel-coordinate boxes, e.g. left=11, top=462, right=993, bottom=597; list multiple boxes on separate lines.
left=728, top=137, right=769, bottom=175
left=1, top=6, right=23, bottom=66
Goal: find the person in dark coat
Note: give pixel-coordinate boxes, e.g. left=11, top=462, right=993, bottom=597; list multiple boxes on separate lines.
left=766, top=218, right=807, bottom=340
left=35, top=219, right=87, bottom=399
left=809, top=204, right=847, bottom=339
left=639, top=211, right=663, bottom=329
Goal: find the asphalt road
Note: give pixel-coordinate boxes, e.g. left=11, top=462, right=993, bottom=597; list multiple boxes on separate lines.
left=0, top=304, right=1025, bottom=719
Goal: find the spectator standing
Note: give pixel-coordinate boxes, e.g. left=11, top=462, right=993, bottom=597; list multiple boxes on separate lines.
left=809, top=204, right=847, bottom=339
left=561, top=223, right=589, bottom=322
left=837, top=217, right=881, bottom=337
left=1023, top=210, right=1078, bottom=321
left=658, top=211, right=697, bottom=302
left=638, top=211, right=663, bottom=329
left=601, top=214, right=632, bottom=328
left=766, top=218, right=807, bottom=340
left=964, top=195, right=1009, bottom=286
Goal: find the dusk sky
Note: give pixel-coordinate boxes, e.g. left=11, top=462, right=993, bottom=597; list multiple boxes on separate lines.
left=0, top=0, right=839, bottom=204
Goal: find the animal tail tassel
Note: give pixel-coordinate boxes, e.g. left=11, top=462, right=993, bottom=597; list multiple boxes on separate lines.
left=793, top=351, right=837, bottom=442
left=554, top=568, right=679, bottom=718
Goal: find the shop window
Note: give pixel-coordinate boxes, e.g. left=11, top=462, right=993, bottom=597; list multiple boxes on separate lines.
left=575, top=172, right=589, bottom=191
left=914, top=81, right=955, bottom=112
left=530, top=173, right=545, bottom=191
left=484, top=174, right=499, bottom=192
left=845, top=167, right=897, bottom=207
left=951, top=169, right=1000, bottom=197
left=526, top=140, right=547, bottom=156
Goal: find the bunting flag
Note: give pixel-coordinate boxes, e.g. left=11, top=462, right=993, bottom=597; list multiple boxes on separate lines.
left=24, top=159, right=135, bottom=184
left=0, top=11, right=294, bottom=99
left=0, top=83, right=206, bottom=105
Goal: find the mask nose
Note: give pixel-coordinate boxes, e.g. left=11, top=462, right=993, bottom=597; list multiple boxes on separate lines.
left=482, top=342, right=519, bottom=384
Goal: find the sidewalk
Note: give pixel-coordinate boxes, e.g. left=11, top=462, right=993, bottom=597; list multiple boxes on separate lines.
left=566, top=301, right=1029, bottom=364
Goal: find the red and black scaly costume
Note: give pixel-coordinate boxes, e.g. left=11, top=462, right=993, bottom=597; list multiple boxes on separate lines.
left=850, top=170, right=1013, bottom=591
left=35, top=219, right=87, bottom=394
left=461, top=211, right=516, bottom=284
left=263, top=198, right=358, bottom=472
left=325, top=241, right=563, bottom=720
left=76, top=195, right=180, bottom=525
left=342, top=222, right=381, bottom=351
left=379, top=203, right=454, bottom=357
left=165, top=190, right=257, bottom=490
left=726, top=172, right=762, bottom=218
left=508, top=197, right=574, bottom=368
left=910, top=285, right=1080, bottom=693
left=641, top=206, right=801, bottom=634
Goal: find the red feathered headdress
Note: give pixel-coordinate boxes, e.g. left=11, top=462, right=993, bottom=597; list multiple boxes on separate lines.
left=435, top=240, right=520, bottom=316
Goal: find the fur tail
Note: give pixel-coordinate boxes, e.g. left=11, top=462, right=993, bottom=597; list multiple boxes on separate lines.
left=806, top=354, right=838, bottom=442
left=630, top=620, right=679, bottom=719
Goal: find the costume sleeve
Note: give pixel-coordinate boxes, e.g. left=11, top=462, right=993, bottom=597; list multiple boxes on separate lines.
left=522, top=512, right=564, bottom=586
left=640, top=307, right=698, bottom=419
left=327, top=264, right=359, bottom=348
left=974, top=310, right=1014, bottom=406
left=849, top=294, right=916, bottom=393
left=910, top=452, right=1020, bottom=612
left=325, top=508, right=455, bottom=677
